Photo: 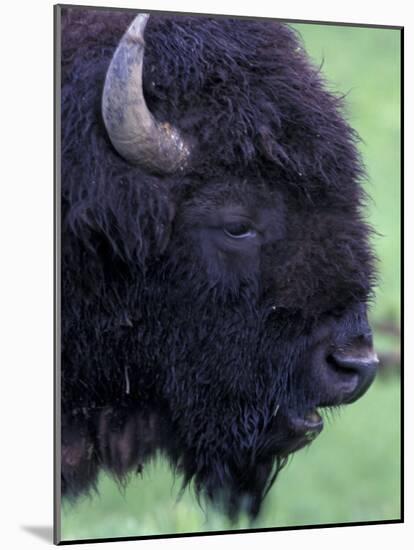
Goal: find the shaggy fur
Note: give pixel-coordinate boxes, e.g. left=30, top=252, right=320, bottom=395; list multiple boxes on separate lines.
left=60, top=7, right=376, bottom=519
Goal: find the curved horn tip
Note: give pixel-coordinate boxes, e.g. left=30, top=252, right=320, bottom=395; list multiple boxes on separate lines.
left=128, top=13, right=150, bottom=38
left=102, top=11, right=192, bottom=173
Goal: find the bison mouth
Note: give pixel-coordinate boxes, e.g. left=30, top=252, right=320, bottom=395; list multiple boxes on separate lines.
left=277, top=408, right=324, bottom=455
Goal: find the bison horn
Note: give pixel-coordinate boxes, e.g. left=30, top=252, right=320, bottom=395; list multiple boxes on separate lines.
left=102, top=13, right=190, bottom=173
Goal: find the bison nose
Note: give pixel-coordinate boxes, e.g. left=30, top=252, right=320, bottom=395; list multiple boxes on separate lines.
left=327, top=348, right=379, bottom=404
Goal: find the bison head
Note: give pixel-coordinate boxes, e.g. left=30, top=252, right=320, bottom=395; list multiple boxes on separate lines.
left=61, top=11, right=378, bottom=520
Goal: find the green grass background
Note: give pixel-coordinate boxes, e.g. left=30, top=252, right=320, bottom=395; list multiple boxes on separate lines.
left=61, top=22, right=401, bottom=542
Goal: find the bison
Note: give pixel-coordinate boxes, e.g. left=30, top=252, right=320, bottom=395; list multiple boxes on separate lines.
left=59, top=7, right=378, bottom=520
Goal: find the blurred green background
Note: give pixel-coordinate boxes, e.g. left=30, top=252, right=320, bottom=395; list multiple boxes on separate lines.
left=61, top=22, right=401, bottom=541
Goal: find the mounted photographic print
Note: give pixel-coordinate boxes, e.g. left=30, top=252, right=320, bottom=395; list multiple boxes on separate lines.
left=54, top=4, right=402, bottom=544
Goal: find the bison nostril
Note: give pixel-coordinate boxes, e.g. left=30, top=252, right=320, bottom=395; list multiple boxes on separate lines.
left=328, top=350, right=379, bottom=403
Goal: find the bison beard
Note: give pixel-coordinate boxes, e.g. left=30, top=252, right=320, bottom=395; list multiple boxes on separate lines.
left=60, top=8, right=377, bottom=519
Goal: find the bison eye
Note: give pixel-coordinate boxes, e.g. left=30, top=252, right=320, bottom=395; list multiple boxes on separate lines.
left=223, top=223, right=257, bottom=239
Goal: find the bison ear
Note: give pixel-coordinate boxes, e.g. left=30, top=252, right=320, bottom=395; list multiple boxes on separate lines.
left=71, top=179, right=176, bottom=268
left=65, top=170, right=176, bottom=268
